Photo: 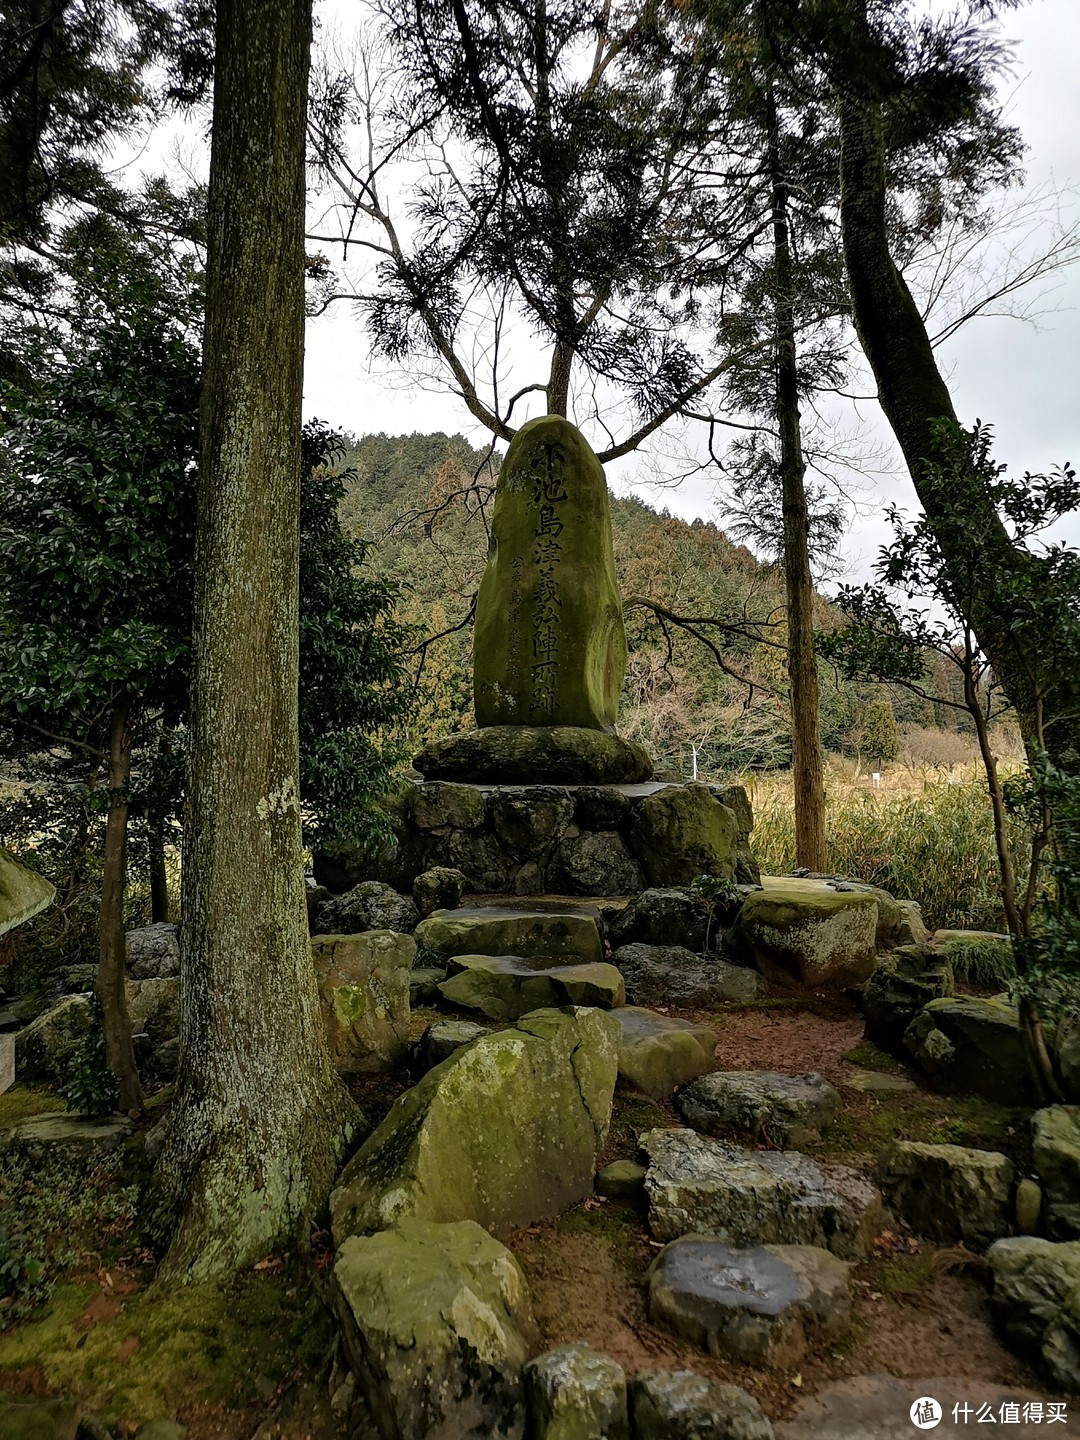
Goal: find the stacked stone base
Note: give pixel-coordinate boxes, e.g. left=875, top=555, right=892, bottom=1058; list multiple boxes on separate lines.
left=314, top=779, right=759, bottom=898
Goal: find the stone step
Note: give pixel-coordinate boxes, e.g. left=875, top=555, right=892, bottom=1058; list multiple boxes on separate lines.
left=640, top=1127, right=882, bottom=1260
left=647, top=1235, right=852, bottom=1368
left=676, top=1070, right=841, bottom=1149
left=611, top=1006, right=716, bottom=1098
left=414, top=905, right=603, bottom=964
left=438, top=954, right=625, bottom=1020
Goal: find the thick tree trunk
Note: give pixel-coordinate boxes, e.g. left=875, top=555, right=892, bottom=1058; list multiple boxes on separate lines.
left=838, top=76, right=1079, bottom=764
left=152, top=0, right=354, bottom=1284
left=768, top=88, right=827, bottom=871
left=96, top=692, right=143, bottom=1112
left=547, top=340, right=572, bottom=417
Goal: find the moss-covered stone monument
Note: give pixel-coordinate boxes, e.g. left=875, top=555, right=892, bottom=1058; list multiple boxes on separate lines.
left=474, top=414, right=627, bottom=730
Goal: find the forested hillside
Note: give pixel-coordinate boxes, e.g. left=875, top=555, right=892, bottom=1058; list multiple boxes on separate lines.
left=336, top=432, right=971, bottom=777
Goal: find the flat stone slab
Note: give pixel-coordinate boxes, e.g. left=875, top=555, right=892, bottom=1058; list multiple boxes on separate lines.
left=415, top=906, right=603, bottom=964
left=612, top=1007, right=716, bottom=1099
left=841, top=1068, right=916, bottom=1095
left=439, top=954, right=625, bottom=1020
left=0, top=1113, right=134, bottom=1157
left=412, top=1019, right=488, bottom=1074
left=774, top=1374, right=1045, bottom=1440
left=409, top=966, right=447, bottom=1004
left=677, top=1071, right=841, bottom=1149
left=647, top=1236, right=851, bottom=1367
left=597, top=1159, right=647, bottom=1200
left=415, top=726, right=654, bottom=784
left=613, top=944, right=766, bottom=1008
left=641, top=1128, right=882, bottom=1260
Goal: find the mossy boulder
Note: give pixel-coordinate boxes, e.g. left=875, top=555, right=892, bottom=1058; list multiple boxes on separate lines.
left=987, top=1236, right=1080, bottom=1391
left=677, top=1071, right=841, bottom=1150
left=861, top=945, right=954, bottom=1055
left=1032, top=1106, right=1080, bottom=1239
left=332, top=1218, right=537, bottom=1440
left=612, top=1007, right=717, bottom=1099
left=524, top=1344, right=629, bottom=1440
left=903, top=996, right=1032, bottom=1104
left=415, top=906, right=603, bottom=964
left=473, top=415, right=627, bottom=730
left=314, top=880, right=419, bottom=937
left=311, top=931, right=413, bottom=1073
left=407, top=782, right=487, bottom=833
left=0, top=848, right=54, bottom=937
left=330, top=1006, right=620, bottom=1241
left=877, top=1141, right=1014, bottom=1246
left=487, top=787, right=575, bottom=857
left=604, top=889, right=708, bottom=953
left=413, top=866, right=468, bottom=919
left=726, top=880, right=879, bottom=989
left=414, top=726, right=653, bottom=785
left=630, top=1371, right=773, bottom=1440
left=628, top=785, right=738, bottom=887
left=438, top=954, right=625, bottom=1021
left=547, top=832, right=645, bottom=896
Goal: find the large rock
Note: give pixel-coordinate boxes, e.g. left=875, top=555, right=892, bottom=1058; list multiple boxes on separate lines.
left=896, top=900, right=930, bottom=947
left=628, top=785, right=738, bottom=887
left=127, top=976, right=179, bottom=1047
left=903, top=996, right=1032, bottom=1103
left=861, top=946, right=953, bottom=1055
left=877, top=1141, right=1014, bottom=1246
left=415, top=726, right=653, bottom=786
left=726, top=880, right=879, bottom=990
left=331, top=1007, right=620, bottom=1241
left=629, top=1372, right=773, bottom=1440
left=677, top=1071, right=841, bottom=1150
left=413, top=866, right=468, bottom=919
left=647, top=1237, right=851, bottom=1367
left=332, top=1218, right=536, bottom=1440
left=125, top=922, right=180, bottom=979
left=416, top=905, right=603, bottom=964
left=0, top=848, right=54, bottom=936
left=407, top=781, right=486, bottom=833
left=641, top=1128, right=881, bottom=1260
left=439, top=828, right=517, bottom=892
left=15, top=993, right=94, bottom=1082
left=315, top=879, right=419, bottom=937
left=439, top=954, right=625, bottom=1020
left=613, top=1007, right=716, bottom=1099
left=547, top=832, right=645, bottom=896
left=613, top=944, right=765, bottom=1008
left=1032, top=1106, right=1080, bottom=1239
left=714, top=784, right=761, bottom=887
left=487, top=787, right=575, bottom=857
left=1055, top=1015, right=1080, bottom=1103
left=575, top=786, right=634, bottom=831
left=311, top=931, right=413, bottom=1073
left=0, top=1397, right=82, bottom=1440
left=987, top=1236, right=1080, bottom=1391
left=524, top=1344, right=629, bottom=1440
left=604, top=889, right=708, bottom=953
left=473, top=414, right=627, bottom=731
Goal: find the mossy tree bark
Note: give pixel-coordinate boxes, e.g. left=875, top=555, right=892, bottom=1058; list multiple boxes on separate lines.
left=838, top=53, right=1079, bottom=767
left=767, top=85, right=827, bottom=872
left=152, top=0, right=354, bottom=1283
left=97, top=690, right=143, bottom=1112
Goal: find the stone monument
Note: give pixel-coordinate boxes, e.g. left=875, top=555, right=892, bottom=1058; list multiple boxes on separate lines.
left=416, top=415, right=652, bottom=784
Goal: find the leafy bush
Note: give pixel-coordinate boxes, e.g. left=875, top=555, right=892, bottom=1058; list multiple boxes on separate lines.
left=60, top=1000, right=119, bottom=1116
left=936, top=936, right=1016, bottom=990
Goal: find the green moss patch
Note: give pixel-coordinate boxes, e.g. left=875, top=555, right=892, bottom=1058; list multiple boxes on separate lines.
left=0, top=1085, right=65, bottom=1127
left=0, top=1270, right=332, bottom=1428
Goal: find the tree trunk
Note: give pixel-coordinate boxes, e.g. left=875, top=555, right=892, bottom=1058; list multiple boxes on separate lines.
left=96, top=692, right=143, bottom=1112
left=767, top=87, right=827, bottom=871
left=547, top=340, right=572, bottom=417
left=837, top=60, right=1079, bottom=766
left=149, top=829, right=169, bottom=923
left=152, top=0, right=354, bottom=1284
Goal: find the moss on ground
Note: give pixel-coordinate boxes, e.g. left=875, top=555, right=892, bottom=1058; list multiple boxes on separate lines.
left=815, top=1088, right=1027, bottom=1164
left=0, top=1269, right=333, bottom=1427
left=0, top=1084, right=66, bottom=1126
left=843, top=1040, right=902, bottom=1073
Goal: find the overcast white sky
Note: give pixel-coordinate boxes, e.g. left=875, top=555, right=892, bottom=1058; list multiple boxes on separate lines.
left=300, top=0, right=1080, bottom=582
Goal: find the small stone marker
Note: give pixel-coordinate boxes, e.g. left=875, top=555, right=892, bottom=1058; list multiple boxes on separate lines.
left=474, top=414, right=628, bottom=730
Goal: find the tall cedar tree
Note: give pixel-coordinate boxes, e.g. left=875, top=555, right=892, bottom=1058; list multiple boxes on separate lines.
left=152, top=0, right=355, bottom=1282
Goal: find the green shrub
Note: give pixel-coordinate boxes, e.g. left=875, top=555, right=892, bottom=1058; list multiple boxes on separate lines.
left=936, top=936, right=1016, bottom=990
